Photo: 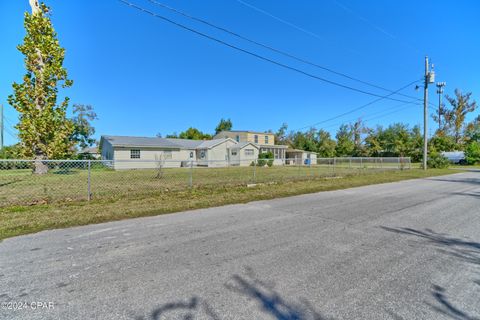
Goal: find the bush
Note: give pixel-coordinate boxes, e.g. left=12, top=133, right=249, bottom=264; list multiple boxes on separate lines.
left=465, top=141, right=480, bottom=165
left=257, top=151, right=274, bottom=167
left=426, top=152, right=450, bottom=169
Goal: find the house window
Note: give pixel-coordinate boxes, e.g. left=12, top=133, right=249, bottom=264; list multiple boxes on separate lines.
left=265, top=135, right=269, bottom=144
left=236, top=135, right=240, bottom=142
left=274, top=149, right=280, bottom=159
left=245, top=149, right=254, bottom=156
left=200, top=150, right=206, bottom=159
left=231, top=150, right=238, bottom=156
left=130, top=149, right=140, bottom=159
left=254, top=135, right=258, bottom=144
left=190, top=152, right=194, bottom=158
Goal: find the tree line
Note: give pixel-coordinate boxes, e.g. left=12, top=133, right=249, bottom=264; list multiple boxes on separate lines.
left=278, top=89, right=478, bottom=164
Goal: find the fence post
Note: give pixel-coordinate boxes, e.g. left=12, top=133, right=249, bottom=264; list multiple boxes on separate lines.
left=87, top=160, right=91, bottom=201
left=333, top=157, right=336, bottom=176
left=253, top=159, right=256, bottom=183
left=189, top=160, right=193, bottom=187
left=297, top=156, right=300, bottom=177
left=398, top=157, right=401, bottom=170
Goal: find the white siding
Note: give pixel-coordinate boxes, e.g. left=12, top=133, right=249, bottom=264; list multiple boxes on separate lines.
left=205, top=140, right=237, bottom=167
left=112, top=147, right=194, bottom=169
left=101, top=140, right=114, bottom=160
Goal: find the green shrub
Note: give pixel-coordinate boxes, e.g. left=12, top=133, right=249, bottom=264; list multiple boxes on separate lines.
left=465, top=141, right=480, bottom=165
left=427, top=152, right=450, bottom=169
left=258, top=152, right=274, bottom=167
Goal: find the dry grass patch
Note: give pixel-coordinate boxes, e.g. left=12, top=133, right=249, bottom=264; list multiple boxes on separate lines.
left=0, top=169, right=453, bottom=240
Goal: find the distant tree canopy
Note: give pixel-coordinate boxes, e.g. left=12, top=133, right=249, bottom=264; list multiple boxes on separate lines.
left=70, top=104, right=98, bottom=150
left=215, top=118, right=233, bottom=134
left=267, top=88, right=477, bottom=163
left=161, top=118, right=233, bottom=140
left=443, top=89, right=477, bottom=144
left=0, top=144, right=23, bottom=159
left=165, top=127, right=212, bottom=140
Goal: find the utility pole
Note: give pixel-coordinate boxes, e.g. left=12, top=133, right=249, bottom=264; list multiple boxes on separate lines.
left=423, top=56, right=435, bottom=170
left=436, top=82, right=446, bottom=131
left=0, top=104, right=3, bottom=150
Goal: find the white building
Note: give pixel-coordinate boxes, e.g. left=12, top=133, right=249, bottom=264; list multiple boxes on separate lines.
left=285, top=149, right=318, bottom=165
left=100, top=135, right=259, bottom=169
left=213, top=130, right=287, bottom=165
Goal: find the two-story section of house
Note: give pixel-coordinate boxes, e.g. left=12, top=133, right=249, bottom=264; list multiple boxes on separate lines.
left=214, top=130, right=287, bottom=165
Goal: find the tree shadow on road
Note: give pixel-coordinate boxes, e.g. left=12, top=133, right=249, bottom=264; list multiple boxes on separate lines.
left=225, top=267, right=332, bottom=320
left=452, top=190, right=480, bottom=200
left=381, top=226, right=480, bottom=320
left=380, top=227, right=480, bottom=266
left=427, top=285, right=480, bottom=320
left=428, top=176, right=480, bottom=187
left=137, top=267, right=331, bottom=320
left=135, top=296, right=221, bottom=320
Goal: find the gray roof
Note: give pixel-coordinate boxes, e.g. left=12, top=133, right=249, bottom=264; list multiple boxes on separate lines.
left=218, top=130, right=273, bottom=135
left=80, top=146, right=99, bottom=154
left=230, top=142, right=258, bottom=149
left=196, top=139, right=233, bottom=149
left=102, top=136, right=182, bottom=149
left=164, top=138, right=203, bottom=149
left=286, top=148, right=316, bottom=154
left=101, top=135, right=233, bottom=150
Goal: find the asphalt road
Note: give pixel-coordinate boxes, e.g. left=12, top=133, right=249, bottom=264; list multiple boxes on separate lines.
left=1, top=172, right=479, bottom=320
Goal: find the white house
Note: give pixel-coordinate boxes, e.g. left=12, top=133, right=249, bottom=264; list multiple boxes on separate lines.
left=100, top=135, right=257, bottom=169
left=214, top=130, right=287, bottom=165
left=228, top=142, right=260, bottom=166
left=285, top=149, right=318, bottom=165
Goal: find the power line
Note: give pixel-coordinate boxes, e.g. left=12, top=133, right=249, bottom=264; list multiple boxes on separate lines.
left=332, top=0, right=422, bottom=55
left=3, top=126, right=17, bottom=139
left=292, top=79, right=421, bottom=131
left=3, top=115, right=15, bottom=127
left=119, top=0, right=417, bottom=103
left=235, top=0, right=325, bottom=41
left=147, top=0, right=424, bottom=102
left=1, top=113, right=18, bottom=141
left=321, top=102, right=419, bottom=130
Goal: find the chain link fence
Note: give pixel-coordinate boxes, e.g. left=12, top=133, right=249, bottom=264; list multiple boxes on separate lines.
left=0, top=157, right=411, bottom=207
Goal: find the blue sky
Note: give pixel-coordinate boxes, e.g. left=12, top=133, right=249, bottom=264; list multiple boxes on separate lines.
left=1, top=0, right=479, bottom=146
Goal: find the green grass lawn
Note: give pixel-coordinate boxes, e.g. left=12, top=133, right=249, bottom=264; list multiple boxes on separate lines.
left=0, top=168, right=454, bottom=240
left=1, top=164, right=403, bottom=206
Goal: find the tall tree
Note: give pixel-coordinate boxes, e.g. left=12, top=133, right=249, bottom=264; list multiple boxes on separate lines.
left=464, top=115, right=480, bottom=144
left=8, top=1, right=74, bottom=173
left=444, top=89, right=477, bottom=144
left=349, top=119, right=369, bottom=156
left=290, top=128, right=317, bottom=152
left=335, top=124, right=355, bottom=156
left=364, top=125, right=383, bottom=157
left=214, top=118, right=233, bottom=134
left=274, top=123, right=289, bottom=145
left=316, top=129, right=336, bottom=157
left=71, top=104, right=98, bottom=150
left=431, top=102, right=450, bottom=135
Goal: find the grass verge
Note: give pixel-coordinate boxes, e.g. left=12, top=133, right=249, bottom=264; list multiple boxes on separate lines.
left=0, top=169, right=454, bottom=240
